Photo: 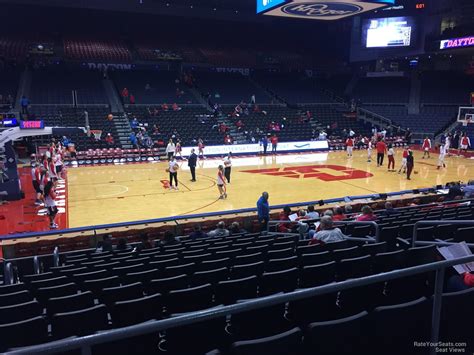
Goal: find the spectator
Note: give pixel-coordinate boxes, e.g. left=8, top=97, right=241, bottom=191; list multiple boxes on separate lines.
left=230, top=222, right=247, bottom=235
left=356, top=205, right=377, bottom=222
left=323, top=209, right=334, bottom=217
left=161, top=231, right=180, bottom=246
left=447, top=182, right=463, bottom=200
left=344, top=205, right=353, bottom=215
left=20, top=95, right=30, bottom=115
left=116, top=238, right=129, bottom=251
left=224, top=134, right=233, bottom=145
left=278, top=206, right=292, bottom=233
left=189, top=224, right=208, bottom=240
left=121, top=88, right=129, bottom=103
left=162, top=103, right=169, bottom=111
left=130, top=132, right=139, bottom=148
left=308, top=216, right=346, bottom=245
left=306, top=205, right=319, bottom=219
left=271, top=134, right=278, bottom=154
left=129, top=94, right=135, bottom=105
left=105, top=133, right=114, bottom=145
left=382, top=202, right=398, bottom=216
left=257, top=192, right=270, bottom=232
left=172, top=103, right=181, bottom=111
left=332, top=207, right=347, bottom=221
left=137, top=234, right=153, bottom=251
left=208, top=221, right=230, bottom=238
left=130, top=117, right=139, bottom=129
left=97, top=234, right=113, bottom=252
left=463, top=180, right=474, bottom=198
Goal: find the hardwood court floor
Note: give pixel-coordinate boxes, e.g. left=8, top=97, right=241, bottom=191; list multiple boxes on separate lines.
left=67, top=150, right=474, bottom=228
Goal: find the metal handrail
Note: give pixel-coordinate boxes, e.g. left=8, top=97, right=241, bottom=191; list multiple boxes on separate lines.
left=4, top=262, right=13, bottom=285
left=7, top=255, right=474, bottom=355
left=0, top=187, right=435, bottom=241
left=412, top=220, right=474, bottom=248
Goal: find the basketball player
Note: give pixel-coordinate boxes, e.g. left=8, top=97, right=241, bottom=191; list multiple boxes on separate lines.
left=43, top=178, right=59, bottom=229
left=459, top=133, right=471, bottom=156
left=223, top=153, right=232, bottom=183
left=217, top=165, right=227, bottom=199
left=47, top=157, right=57, bottom=179
left=367, top=138, right=373, bottom=162
left=445, top=134, right=451, bottom=156
left=398, top=147, right=409, bottom=174
left=406, top=151, right=414, bottom=180
left=387, top=144, right=395, bottom=171
left=198, top=138, right=205, bottom=159
left=165, top=139, right=176, bottom=161
left=346, top=137, right=354, bottom=157
left=376, top=138, right=387, bottom=167
left=175, top=140, right=183, bottom=160
left=437, top=143, right=447, bottom=170
left=31, top=163, right=43, bottom=206
left=54, top=149, right=64, bottom=180
left=168, top=157, right=179, bottom=190
left=422, top=137, right=431, bottom=159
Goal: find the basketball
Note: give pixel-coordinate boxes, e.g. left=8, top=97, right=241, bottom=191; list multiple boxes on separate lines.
left=165, top=168, right=170, bottom=173
left=107, top=114, right=113, bottom=120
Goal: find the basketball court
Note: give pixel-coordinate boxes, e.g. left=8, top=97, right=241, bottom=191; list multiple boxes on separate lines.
left=64, top=149, right=474, bottom=228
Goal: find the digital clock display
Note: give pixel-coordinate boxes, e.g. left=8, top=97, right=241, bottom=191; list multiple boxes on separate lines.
left=19, top=120, right=44, bottom=129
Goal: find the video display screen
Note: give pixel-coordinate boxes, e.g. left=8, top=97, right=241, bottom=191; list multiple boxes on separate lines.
left=363, top=17, right=414, bottom=48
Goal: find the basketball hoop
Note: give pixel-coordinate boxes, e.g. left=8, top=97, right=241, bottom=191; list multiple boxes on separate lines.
left=90, top=130, right=102, bottom=140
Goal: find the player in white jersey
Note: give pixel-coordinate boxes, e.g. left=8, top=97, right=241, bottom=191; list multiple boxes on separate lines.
left=367, top=140, right=373, bottom=162
left=167, top=157, right=179, bottom=190
left=217, top=165, right=227, bottom=199
left=445, top=135, right=451, bottom=156
left=437, top=143, right=447, bottom=170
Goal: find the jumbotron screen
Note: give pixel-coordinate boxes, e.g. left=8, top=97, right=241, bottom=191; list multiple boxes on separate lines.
left=363, top=16, right=413, bottom=48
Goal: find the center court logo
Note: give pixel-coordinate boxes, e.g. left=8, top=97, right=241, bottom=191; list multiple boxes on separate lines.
left=281, top=2, right=363, bottom=17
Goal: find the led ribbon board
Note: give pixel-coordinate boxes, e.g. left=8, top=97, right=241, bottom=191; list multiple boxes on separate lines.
left=440, top=36, right=474, bottom=50
left=262, top=0, right=394, bottom=20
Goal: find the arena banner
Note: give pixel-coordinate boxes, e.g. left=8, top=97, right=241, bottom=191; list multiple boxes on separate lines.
left=440, top=36, right=474, bottom=50
left=263, top=0, right=389, bottom=21
left=181, top=140, right=329, bottom=157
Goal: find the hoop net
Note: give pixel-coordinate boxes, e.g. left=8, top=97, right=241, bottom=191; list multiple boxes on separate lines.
left=90, top=130, right=102, bottom=140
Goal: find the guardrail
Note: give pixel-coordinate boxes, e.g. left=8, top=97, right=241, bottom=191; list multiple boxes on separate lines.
left=0, top=187, right=435, bottom=241
left=7, top=254, right=474, bottom=355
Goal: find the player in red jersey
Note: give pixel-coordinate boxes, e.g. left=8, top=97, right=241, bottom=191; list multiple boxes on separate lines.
left=198, top=138, right=205, bottom=159
left=346, top=137, right=354, bottom=157
left=376, top=139, right=387, bottom=167
left=422, top=137, right=431, bottom=159
left=398, top=147, right=409, bottom=174
left=459, top=133, right=471, bottom=156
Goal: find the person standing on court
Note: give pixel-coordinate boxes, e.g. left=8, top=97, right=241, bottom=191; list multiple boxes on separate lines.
left=376, top=138, right=387, bottom=167
left=217, top=165, right=227, bottom=199
left=168, top=156, right=179, bottom=190
left=165, top=139, right=176, bottom=161
left=188, top=148, right=197, bottom=182
left=223, top=153, right=232, bottom=184
left=260, top=136, right=268, bottom=155
left=406, top=150, right=414, bottom=180
left=271, top=134, right=278, bottom=154
left=257, top=192, right=270, bottom=232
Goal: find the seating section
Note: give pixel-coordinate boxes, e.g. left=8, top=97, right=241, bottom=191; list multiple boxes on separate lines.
left=30, top=68, right=108, bottom=104
left=254, top=73, right=330, bottom=104
left=112, top=70, right=193, bottom=105
left=353, top=77, right=410, bottom=104
left=365, top=105, right=459, bottom=133
left=421, top=71, right=473, bottom=104
left=64, top=38, right=132, bottom=62
left=195, top=72, right=273, bottom=104
left=126, top=106, right=223, bottom=146
left=0, top=68, right=20, bottom=106
left=29, top=106, right=121, bottom=149
left=0, top=35, right=29, bottom=60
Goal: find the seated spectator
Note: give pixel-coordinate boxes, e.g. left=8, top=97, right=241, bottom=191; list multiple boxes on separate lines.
left=323, top=209, right=334, bottom=218
left=308, top=216, right=346, bottom=245
left=130, top=117, right=139, bottom=129
left=463, top=180, right=474, bottom=198
left=172, top=103, right=181, bottom=111
left=162, top=103, right=169, bottom=111
left=224, top=134, right=233, bottom=145
left=129, top=94, right=135, bottom=105
left=236, top=120, right=244, bottom=131
left=356, top=205, right=377, bottom=222
left=306, top=205, right=319, bottom=219
left=447, top=182, right=463, bottom=201
left=229, top=222, right=247, bottom=235
left=344, top=205, right=353, bottom=215
left=161, top=231, right=180, bottom=246
left=278, top=206, right=292, bottom=233
left=189, top=224, right=208, bottom=240
left=382, top=202, right=398, bottom=216
left=105, top=133, right=114, bottom=145
left=208, top=221, right=230, bottom=238
left=137, top=234, right=153, bottom=251
left=152, top=124, right=160, bottom=135
left=332, top=207, right=347, bottom=221
left=116, top=238, right=129, bottom=251
left=96, top=234, right=113, bottom=252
